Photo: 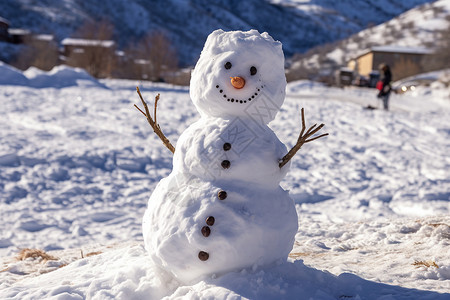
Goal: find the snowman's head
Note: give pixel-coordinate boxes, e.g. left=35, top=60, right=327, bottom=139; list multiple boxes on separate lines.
left=190, top=29, right=286, bottom=123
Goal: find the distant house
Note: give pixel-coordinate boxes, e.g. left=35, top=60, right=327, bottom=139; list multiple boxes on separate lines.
left=61, top=38, right=115, bottom=58
left=0, top=17, right=10, bottom=41
left=8, top=28, right=32, bottom=44
left=61, top=38, right=116, bottom=78
left=348, top=46, right=432, bottom=81
left=33, top=34, right=55, bottom=45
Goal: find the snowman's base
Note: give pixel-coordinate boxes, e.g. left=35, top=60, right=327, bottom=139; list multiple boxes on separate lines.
left=143, top=172, right=298, bottom=283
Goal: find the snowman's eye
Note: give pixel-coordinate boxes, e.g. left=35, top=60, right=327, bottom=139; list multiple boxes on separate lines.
left=250, top=66, right=257, bottom=76
left=224, top=62, right=232, bottom=69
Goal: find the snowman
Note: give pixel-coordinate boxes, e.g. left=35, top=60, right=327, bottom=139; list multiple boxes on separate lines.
left=140, top=29, right=327, bottom=283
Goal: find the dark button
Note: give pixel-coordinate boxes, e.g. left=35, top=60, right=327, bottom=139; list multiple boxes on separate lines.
left=223, top=143, right=232, bottom=151
left=221, top=160, right=230, bottom=169
left=198, top=251, right=209, bottom=261
left=206, top=216, right=215, bottom=226
left=218, top=190, right=227, bottom=200
left=201, top=226, right=211, bottom=237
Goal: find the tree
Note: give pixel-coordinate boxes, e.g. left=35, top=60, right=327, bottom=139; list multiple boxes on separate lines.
left=14, top=36, right=58, bottom=71
left=421, top=18, right=450, bottom=73
left=73, top=19, right=114, bottom=41
left=65, top=20, right=116, bottom=78
left=130, top=31, right=178, bottom=82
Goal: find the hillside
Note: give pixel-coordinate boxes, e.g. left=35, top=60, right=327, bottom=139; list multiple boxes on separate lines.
left=289, top=0, right=450, bottom=77
left=0, top=0, right=433, bottom=65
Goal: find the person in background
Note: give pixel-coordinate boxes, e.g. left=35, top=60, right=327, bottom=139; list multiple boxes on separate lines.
left=377, top=63, right=392, bottom=110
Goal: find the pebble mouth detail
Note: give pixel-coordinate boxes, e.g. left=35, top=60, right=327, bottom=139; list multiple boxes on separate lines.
left=216, top=84, right=263, bottom=104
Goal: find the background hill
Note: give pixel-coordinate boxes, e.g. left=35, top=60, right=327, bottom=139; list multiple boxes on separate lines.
left=0, top=0, right=434, bottom=66
left=288, top=0, right=450, bottom=80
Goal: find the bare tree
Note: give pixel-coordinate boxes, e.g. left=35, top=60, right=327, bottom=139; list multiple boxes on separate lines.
left=73, top=19, right=114, bottom=41
left=421, top=18, right=450, bottom=73
left=65, top=19, right=116, bottom=78
left=131, top=31, right=178, bottom=82
left=14, top=36, right=58, bottom=71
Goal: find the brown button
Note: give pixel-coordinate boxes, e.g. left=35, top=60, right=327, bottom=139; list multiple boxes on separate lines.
left=221, top=160, right=230, bottom=169
left=218, top=190, right=227, bottom=200
left=201, top=226, right=211, bottom=237
left=206, top=216, right=215, bottom=226
left=223, top=143, right=232, bottom=151
left=198, top=251, right=209, bottom=261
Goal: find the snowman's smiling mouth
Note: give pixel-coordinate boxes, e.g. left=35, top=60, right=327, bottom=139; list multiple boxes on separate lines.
left=215, top=84, right=264, bottom=104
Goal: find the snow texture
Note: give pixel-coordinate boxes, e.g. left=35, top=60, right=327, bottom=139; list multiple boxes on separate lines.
left=0, top=62, right=449, bottom=298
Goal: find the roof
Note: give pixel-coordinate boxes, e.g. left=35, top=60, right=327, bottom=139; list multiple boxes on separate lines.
left=8, top=28, right=31, bottom=35
left=371, top=46, right=433, bottom=55
left=0, top=16, right=10, bottom=25
left=33, top=34, right=54, bottom=41
left=61, top=38, right=115, bottom=48
left=355, top=45, right=432, bottom=59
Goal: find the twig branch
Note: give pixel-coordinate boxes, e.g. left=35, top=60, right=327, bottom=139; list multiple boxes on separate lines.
left=279, top=108, right=328, bottom=168
left=134, top=87, right=175, bottom=154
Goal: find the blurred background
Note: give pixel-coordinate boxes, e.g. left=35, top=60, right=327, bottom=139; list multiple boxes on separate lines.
left=1, top=0, right=449, bottom=89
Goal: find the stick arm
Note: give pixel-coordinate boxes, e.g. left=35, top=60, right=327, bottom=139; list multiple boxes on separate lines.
left=279, top=108, right=328, bottom=168
left=134, top=87, right=175, bottom=154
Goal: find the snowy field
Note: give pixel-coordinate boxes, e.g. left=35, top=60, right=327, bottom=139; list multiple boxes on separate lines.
left=0, top=63, right=449, bottom=299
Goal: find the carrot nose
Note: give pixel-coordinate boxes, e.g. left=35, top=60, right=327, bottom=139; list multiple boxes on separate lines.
left=230, top=76, right=245, bottom=89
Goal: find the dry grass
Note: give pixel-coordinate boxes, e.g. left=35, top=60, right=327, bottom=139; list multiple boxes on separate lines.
left=289, top=252, right=327, bottom=259
left=80, top=249, right=103, bottom=258
left=85, top=251, right=103, bottom=257
left=412, top=260, right=439, bottom=269
left=17, top=248, right=58, bottom=262
left=427, top=223, right=449, bottom=228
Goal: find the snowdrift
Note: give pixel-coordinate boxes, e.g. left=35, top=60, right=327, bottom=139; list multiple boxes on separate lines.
left=2, top=241, right=448, bottom=299
left=0, top=62, right=104, bottom=88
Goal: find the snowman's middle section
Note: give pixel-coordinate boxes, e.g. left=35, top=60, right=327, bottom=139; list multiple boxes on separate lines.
left=173, top=116, right=290, bottom=188
left=143, top=116, right=298, bottom=282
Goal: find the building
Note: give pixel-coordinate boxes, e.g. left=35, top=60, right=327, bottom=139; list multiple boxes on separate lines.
left=61, top=38, right=115, bottom=58
left=61, top=38, right=116, bottom=78
left=8, top=28, right=32, bottom=44
left=348, top=46, right=432, bottom=81
left=0, top=17, right=10, bottom=41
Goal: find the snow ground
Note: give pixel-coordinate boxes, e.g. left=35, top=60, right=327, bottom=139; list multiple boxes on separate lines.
left=0, top=64, right=449, bottom=299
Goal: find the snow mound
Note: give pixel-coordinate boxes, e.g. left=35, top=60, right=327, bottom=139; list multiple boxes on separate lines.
left=1, top=242, right=448, bottom=299
left=0, top=62, right=104, bottom=88
left=25, top=65, right=104, bottom=88
left=0, top=61, right=29, bottom=85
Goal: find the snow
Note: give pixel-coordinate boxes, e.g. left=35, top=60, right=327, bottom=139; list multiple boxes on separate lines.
left=0, top=62, right=449, bottom=298
left=0, top=62, right=104, bottom=88
left=190, top=29, right=286, bottom=120
left=369, top=45, right=433, bottom=54
left=61, top=38, right=115, bottom=48
left=0, top=61, right=29, bottom=85
left=32, top=34, right=54, bottom=42
left=8, top=28, right=31, bottom=35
